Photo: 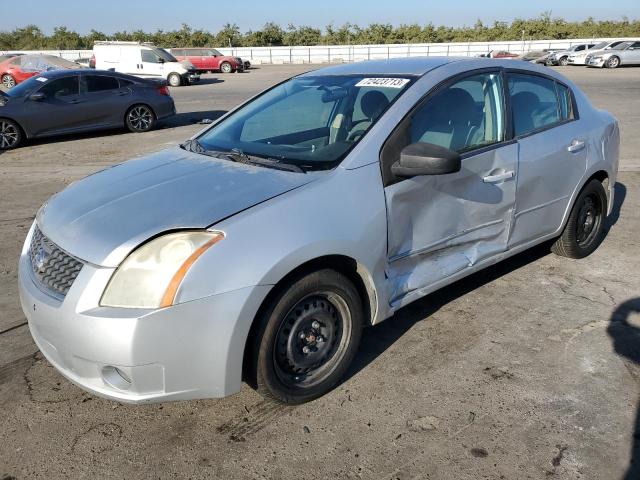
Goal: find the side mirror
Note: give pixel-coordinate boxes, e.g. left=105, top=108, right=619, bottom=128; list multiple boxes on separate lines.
left=158, top=58, right=165, bottom=64
left=29, top=92, right=45, bottom=101
left=391, top=142, right=461, bottom=177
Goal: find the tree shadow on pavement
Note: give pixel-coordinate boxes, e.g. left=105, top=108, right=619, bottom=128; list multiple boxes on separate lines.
left=608, top=298, right=640, bottom=480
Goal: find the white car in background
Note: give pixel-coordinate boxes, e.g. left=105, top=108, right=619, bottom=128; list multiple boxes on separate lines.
left=568, top=40, right=627, bottom=65
left=93, top=41, right=200, bottom=87
left=546, top=43, right=596, bottom=66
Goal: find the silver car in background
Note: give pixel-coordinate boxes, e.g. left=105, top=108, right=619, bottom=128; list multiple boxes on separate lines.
left=568, top=40, right=628, bottom=65
left=546, top=43, right=596, bottom=66
left=587, top=40, right=640, bottom=68
left=19, top=57, right=619, bottom=405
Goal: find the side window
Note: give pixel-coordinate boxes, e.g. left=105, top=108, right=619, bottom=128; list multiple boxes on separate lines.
left=508, top=74, right=561, bottom=137
left=38, top=77, right=79, bottom=98
left=556, top=83, right=574, bottom=121
left=10, top=57, right=22, bottom=66
left=85, top=75, right=119, bottom=92
left=631, top=42, right=640, bottom=50
left=240, top=87, right=335, bottom=141
left=408, top=72, right=505, bottom=153
left=187, top=49, right=201, bottom=56
left=141, top=50, right=159, bottom=63
left=576, top=45, right=585, bottom=51
left=118, top=78, right=134, bottom=88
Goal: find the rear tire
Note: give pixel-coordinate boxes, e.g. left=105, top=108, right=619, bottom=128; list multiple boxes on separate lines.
left=125, top=104, right=156, bottom=133
left=249, top=269, right=364, bottom=404
left=551, top=180, right=607, bottom=259
left=606, top=56, right=620, bottom=69
left=167, top=73, right=182, bottom=87
left=0, top=118, right=22, bottom=150
left=220, top=62, right=233, bottom=73
left=1, top=74, right=15, bottom=89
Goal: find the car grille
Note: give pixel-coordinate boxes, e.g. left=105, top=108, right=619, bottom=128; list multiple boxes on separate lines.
left=28, top=226, right=83, bottom=298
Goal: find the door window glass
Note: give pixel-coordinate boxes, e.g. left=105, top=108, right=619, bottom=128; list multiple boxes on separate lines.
left=555, top=83, right=574, bottom=121
left=409, top=72, right=505, bottom=152
left=508, top=74, right=561, bottom=136
left=85, top=75, right=119, bottom=92
left=38, top=76, right=79, bottom=97
left=141, top=50, right=159, bottom=63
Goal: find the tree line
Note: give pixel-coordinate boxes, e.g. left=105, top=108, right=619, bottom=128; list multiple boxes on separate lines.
left=2, top=14, right=639, bottom=51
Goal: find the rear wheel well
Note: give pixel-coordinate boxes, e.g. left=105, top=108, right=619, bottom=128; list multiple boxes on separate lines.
left=582, top=170, right=609, bottom=210
left=242, top=255, right=374, bottom=386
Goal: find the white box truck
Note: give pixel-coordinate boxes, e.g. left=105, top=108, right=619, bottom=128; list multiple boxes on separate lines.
left=93, top=41, right=200, bottom=87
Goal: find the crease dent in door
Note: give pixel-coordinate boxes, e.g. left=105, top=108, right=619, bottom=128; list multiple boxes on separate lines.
left=387, top=219, right=508, bottom=304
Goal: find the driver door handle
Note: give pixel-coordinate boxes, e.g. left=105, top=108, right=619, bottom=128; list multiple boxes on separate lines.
left=483, top=171, right=514, bottom=183
left=568, top=139, right=586, bottom=153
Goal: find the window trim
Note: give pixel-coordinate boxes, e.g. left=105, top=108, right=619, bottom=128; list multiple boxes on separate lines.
left=379, top=67, right=511, bottom=187
left=504, top=68, right=579, bottom=140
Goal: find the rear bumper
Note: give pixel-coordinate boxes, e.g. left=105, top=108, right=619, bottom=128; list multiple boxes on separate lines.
left=18, top=225, right=270, bottom=404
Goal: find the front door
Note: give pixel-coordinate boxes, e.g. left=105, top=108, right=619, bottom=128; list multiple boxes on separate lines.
left=140, top=49, right=164, bottom=78
left=382, top=70, right=517, bottom=305
left=25, top=75, right=86, bottom=136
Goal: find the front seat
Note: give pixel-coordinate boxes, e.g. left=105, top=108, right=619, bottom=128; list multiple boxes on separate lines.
left=410, top=88, right=478, bottom=152
left=348, top=91, right=390, bottom=140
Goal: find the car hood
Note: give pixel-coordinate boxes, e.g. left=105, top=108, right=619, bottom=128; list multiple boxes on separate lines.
left=37, top=147, right=317, bottom=267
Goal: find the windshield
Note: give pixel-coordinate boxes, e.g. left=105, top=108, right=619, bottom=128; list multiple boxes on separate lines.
left=612, top=42, right=632, bottom=50
left=195, top=75, right=413, bottom=170
left=153, top=48, right=178, bottom=63
left=4, top=75, right=42, bottom=98
left=208, top=49, right=223, bottom=56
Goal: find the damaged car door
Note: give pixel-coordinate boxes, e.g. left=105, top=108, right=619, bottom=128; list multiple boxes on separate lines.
left=381, top=70, right=517, bottom=305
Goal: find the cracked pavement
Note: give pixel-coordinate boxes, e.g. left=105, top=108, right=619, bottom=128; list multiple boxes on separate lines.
left=1, top=66, right=639, bottom=479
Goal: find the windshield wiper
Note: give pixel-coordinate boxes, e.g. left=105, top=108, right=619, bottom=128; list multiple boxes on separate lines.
left=181, top=141, right=305, bottom=173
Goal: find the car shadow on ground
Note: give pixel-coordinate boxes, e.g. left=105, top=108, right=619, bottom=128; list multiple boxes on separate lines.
left=345, top=181, right=627, bottom=383
left=190, top=78, right=225, bottom=86
left=161, top=110, right=227, bottom=128
left=607, top=298, right=640, bottom=480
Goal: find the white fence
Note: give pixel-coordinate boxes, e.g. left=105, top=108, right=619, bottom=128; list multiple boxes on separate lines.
left=1, top=38, right=625, bottom=65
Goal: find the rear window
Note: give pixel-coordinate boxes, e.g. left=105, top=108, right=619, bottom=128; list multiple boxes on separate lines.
left=85, top=75, right=119, bottom=92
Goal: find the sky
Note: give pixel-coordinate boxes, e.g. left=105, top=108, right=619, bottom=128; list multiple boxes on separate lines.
left=6, top=0, right=640, bottom=34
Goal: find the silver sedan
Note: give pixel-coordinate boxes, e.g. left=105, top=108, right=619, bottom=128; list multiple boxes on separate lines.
left=586, top=40, right=640, bottom=68
left=19, top=57, right=619, bottom=404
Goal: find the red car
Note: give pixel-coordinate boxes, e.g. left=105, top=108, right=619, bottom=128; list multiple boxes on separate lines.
left=489, top=50, right=519, bottom=59
left=169, top=48, right=244, bottom=73
left=1, top=54, right=82, bottom=89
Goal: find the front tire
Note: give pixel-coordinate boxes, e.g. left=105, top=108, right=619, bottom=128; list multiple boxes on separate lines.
left=1, top=74, right=15, bottom=89
left=250, top=269, right=364, bottom=404
left=0, top=118, right=22, bottom=150
left=559, top=56, right=569, bottom=67
left=167, top=73, right=182, bottom=87
left=220, top=62, right=233, bottom=73
left=125, top=104, right=156, bottom=133
left=551, top=179, right=607, bottom=259
left=606, top=56, right=620, bottom=69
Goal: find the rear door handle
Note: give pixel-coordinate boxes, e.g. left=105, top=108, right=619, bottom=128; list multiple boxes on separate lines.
left=113, top=91, right=128, bottom=96
left=483, top=171, right=514, bottom=183
left=568, top=139, right=586, bottom=153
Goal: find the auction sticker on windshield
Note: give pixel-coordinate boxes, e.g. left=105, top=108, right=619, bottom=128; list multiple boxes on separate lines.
left=355, top=78, right=410, bottom=88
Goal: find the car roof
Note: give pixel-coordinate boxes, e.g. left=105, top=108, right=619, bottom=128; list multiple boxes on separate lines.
left=299, top=57, right=463, bottom=77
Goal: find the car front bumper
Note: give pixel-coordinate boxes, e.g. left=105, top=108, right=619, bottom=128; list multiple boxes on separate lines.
left=18, top=225, right=270, bottom=404
left=586, top=57, right=606, bottom=68
left=182, top=72, right=201, bottom=84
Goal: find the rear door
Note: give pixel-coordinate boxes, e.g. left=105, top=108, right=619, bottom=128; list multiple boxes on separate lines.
left=382, top=70, right=517, bottom=305
left=81, top=74, right=131, bottom=128
left=25, top=75, right=86, bottom=136
left=506, top=72, right=587, bottom=248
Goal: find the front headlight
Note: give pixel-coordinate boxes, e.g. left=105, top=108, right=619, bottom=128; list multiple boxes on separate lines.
left=101, top=231, right=224, bottom=308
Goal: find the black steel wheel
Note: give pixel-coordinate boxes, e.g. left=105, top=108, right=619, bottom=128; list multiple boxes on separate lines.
left=551, top=179, right=607, bottom=259
left=0, top=118, right=22, bottom=150
left=125, top=104, right=156, bottom=133
left=249, top=269, right=364, bottom=404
